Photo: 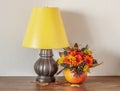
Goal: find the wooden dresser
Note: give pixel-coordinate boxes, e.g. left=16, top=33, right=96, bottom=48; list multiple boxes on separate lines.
left=0, top=76, right=120, bottom=91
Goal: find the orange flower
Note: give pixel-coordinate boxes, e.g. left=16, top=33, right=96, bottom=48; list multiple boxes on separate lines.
left=84, top=55, right=93, bottom=67
left=64, top=56, right=71, bottom=65
left=74, top=54, right=83, bottom=65
left=69, top=50, right=77, bottom=56
left=79, top=51, right=84, bottom=58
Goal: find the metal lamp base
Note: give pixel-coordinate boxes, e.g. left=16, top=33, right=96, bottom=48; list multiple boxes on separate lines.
left=34, top=49, right=58, bottom=83
left=36, top=76, right=55, bottom=83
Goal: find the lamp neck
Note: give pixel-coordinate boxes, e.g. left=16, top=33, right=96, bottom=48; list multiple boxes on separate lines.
left=39, top=49, right=53, bottom=57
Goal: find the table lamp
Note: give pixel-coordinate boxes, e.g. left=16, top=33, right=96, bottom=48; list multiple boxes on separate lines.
left=22, top=7, right=69, bottom=83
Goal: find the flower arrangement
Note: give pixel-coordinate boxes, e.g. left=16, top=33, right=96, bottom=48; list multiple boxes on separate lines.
left=57, top=43, right=101, bottom=75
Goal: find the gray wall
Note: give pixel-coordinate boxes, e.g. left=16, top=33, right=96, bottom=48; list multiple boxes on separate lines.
left=0, top=0, right=120, bottom=76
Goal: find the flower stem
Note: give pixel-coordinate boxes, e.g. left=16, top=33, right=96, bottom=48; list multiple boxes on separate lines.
left=56, top=68, right=66, bottom=75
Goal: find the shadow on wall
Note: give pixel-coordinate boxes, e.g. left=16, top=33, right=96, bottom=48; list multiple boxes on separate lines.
left=61, top=11, right=94, bottom=46
left=61, top=11, right=120, bottom=76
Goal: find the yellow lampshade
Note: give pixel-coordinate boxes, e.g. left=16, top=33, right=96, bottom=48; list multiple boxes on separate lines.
left=22, top=7, right=69, bottom=49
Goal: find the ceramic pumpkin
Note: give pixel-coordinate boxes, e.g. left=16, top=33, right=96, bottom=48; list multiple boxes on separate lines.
left=64, top=68, right=87, bottom=84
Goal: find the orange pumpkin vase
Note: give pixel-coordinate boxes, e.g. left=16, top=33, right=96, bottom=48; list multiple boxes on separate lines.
left=64, top=68, right=87, bottom=84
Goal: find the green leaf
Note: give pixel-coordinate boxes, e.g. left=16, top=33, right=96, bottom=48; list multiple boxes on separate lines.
left=59, top=52, right=64, bottom=57
left=74, top=43, right=79, bottom=50
left=91, top=62, right=103, bottom=68
left=64, top=51, right=68, bottom=56
left=85, top=44, right=89, bottom=49
left=83, top=65, right=89, bottom=72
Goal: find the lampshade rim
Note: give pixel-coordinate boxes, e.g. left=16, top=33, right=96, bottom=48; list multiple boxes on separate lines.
left=33, top=6, right=58, bottom=9
left=22, top=45, right=69, bottom=50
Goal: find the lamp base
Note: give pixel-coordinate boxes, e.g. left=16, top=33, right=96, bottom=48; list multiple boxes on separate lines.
left=36, top=76, right=55, bottom=83
left=34, top=49, right=58, bottom=83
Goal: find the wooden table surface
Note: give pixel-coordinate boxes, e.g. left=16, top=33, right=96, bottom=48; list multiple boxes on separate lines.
left=0, top=76, right=120, bottom=91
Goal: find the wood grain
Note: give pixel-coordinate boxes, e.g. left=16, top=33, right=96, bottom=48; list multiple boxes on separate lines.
left=0, top=76, right=120, bottom=91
